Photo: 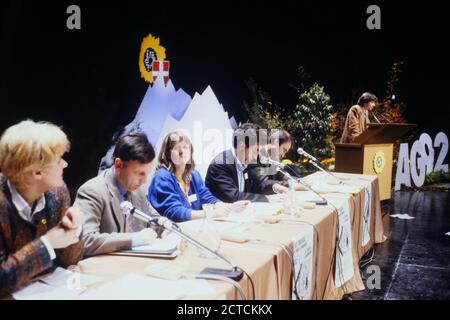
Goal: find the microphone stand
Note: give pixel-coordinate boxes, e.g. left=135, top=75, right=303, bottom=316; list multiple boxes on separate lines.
left=155, top=219, right=240, bottom=271
left=275, top=167, right=328, bottom=205
left=371, top=110, right=382, bottom=124
left=298, top=151, right=348, bottom=185
left=305, top=157, right=347, bottom=185
left=125, top=206, right=244, bottom=281
left=260, top=156, right=328, bottom=205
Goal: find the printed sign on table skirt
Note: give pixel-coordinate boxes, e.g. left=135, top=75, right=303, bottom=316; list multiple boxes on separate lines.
left=333, top=199, right=354, bottom=288
left=292, top=227, right=314, bottom=300
left=362, top=183, right=372, bottom=246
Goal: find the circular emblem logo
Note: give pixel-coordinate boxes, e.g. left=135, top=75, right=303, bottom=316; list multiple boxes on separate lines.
left=373, top=150, right=386, bottom=174
left=138, top=34, right=166, bottom=83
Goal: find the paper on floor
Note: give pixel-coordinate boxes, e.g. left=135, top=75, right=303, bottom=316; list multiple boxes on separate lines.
left=390, top=214, right=415, bottom=220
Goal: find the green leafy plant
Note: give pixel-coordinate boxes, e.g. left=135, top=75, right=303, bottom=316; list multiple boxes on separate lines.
left=290, top=83, right=334, bottom=159
left=425, top=170, right=450, bottom=185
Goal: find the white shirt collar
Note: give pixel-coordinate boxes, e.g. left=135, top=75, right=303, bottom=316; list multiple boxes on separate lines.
left=7, top=180, right=46, bottom=222
left=231, top=148, right=247, bottom=172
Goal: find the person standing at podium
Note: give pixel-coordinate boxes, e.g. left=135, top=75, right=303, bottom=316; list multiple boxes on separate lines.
left=340, top=92, right=378, bottom=143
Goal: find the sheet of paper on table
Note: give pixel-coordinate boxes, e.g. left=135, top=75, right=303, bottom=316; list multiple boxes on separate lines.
left=214, top=202, right=284, bottom=223
left=13, top=281, right=81, bottom=300
left=184, top=219, right=248, bottom=234
left=294, top=191, right=325, bottom=202
left=132, top=232, right=180, bottom=252
left=242, top=202, right=283, bottom=217
left=79, top=273, right=215, bottom=300
left=309, top=181, right=361, bottom=194
left=13, top=267, right=103, bottom=300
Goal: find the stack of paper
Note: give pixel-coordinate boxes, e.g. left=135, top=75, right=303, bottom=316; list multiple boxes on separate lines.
left=131, top=232, right=181, bottom=254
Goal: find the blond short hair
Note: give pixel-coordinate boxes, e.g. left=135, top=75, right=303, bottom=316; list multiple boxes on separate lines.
left=0, top=120, right=70, bottom=187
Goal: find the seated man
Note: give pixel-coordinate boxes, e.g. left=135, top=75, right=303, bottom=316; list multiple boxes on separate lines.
left=0, top=120, right=84, bottom=298
left=248, top=129, right=307, bottom=194
left=74, top=133, right=158, bottom=257
left=205, top=123, right=285, bottom=203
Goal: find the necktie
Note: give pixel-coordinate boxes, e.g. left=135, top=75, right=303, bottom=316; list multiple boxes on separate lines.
left=124, top=192, right=141, bottom=232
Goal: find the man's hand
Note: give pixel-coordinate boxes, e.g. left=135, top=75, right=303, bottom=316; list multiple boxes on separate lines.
left=45, top=226, right=80, bottom=249
left=273, top=183, right=289, bottom=194
left=229, top=200, right=251, bottom=213
left=294, top=183, right=308, bottom=191
left=61, top=206, right=85, bottom=230
left=267, top=193, right=286, bottom=203
left=211, top=204, right=232, bottom=218
left=137, top=228, right=158, bottom=245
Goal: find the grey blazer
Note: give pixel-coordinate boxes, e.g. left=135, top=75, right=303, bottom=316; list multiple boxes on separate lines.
left=74, top=167, right=154, bottom=256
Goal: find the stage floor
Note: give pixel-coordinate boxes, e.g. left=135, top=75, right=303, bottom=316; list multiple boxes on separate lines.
left=351, top=191, right=450, bottom=300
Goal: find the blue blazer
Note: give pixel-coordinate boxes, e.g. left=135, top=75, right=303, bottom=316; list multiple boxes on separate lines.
left=148, top=168, right=220, bottom=222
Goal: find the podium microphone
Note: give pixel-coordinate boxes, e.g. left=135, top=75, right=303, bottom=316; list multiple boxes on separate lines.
left=120, top=201, right=244, bottom=281
left=380, top=113, right=391, bottom=123
left=297, top=148, right=347, bottom=185
left=371, top=110, right=382, bottom=124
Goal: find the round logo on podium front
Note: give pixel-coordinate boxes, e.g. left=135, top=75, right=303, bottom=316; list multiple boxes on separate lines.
left=373, top=150, right=386, bottom=174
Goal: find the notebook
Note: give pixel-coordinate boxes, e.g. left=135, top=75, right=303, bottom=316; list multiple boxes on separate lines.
left=110, top=233, right=180, bottom=259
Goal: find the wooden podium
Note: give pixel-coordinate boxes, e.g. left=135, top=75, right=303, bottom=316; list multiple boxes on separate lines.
left=335, top=123, right=415, bottom=200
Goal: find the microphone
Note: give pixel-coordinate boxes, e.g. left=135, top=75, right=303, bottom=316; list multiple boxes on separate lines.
left=120, top=201, right=244, bottom=281
left=380, top=113, right=391, bottom=123
left=296, top=148, right=319, bottom=162
left=296, top=148, right=347, bottom=185
left=259, top=155, right=286, bottom=168
left=371, top=110, right=382, bottom=124
left=120, top=201, right=160, bottom=225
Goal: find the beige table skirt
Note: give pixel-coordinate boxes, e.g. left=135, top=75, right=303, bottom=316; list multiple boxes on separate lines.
left=78, top=172, right=385, bottom=300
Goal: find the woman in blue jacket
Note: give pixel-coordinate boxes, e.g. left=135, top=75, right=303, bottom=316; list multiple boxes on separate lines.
left=149, top=131, right=249, bottom=222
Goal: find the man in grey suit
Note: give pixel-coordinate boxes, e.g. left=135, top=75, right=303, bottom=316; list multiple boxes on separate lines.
left=74, top=133, right=158, bottom=256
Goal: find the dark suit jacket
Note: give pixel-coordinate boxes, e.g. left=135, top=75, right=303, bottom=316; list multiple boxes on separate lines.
left=247, top=161, right=290, bottom=195
left=205, top=149, right=268, bottom=203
